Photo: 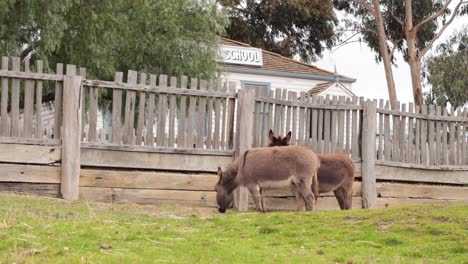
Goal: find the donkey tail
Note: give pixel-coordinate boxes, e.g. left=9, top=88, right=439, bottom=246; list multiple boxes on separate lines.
left=312, top=170, right=319, bottom=203
left=242, top=150, right=249, bottom=168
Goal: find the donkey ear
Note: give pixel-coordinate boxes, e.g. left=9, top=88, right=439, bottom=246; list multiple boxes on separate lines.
left=217, top=167, right=223, bottom=177
left=284, top=131, right=292, bottom=144
left=269, top=129, right=275, bottom=141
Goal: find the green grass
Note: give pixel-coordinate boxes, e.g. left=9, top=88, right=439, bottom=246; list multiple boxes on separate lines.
left=0, top=193, right=467, bottom=263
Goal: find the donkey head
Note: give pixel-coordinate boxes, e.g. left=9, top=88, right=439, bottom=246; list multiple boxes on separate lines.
left=268, top=129, right=291, bottom=147
left=215, top=167, right=234, bottom=213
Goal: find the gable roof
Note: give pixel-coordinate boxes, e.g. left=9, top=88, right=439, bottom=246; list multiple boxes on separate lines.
left=220, top=38, right=356, bottom=83
left=306, top=81, right=356, bottom=97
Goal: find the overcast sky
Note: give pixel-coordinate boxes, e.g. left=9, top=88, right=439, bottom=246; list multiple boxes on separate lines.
left=315, top=16, right=466, bottom=105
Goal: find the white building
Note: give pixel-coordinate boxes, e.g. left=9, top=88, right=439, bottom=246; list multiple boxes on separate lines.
left=219, top=38, right=357, bottom=98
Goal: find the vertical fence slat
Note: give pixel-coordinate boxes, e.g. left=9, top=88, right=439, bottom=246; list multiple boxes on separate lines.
left=213, top=81, right=222, bottom=149
left=414, top=105, right=421, bottom=164
left=298, top=92, right=306, bottom=145
left=253, top=95, right=261, bottom=147
left=177, top=76, right=188, bottom=148
left=135, top=73, right=147, bottom=146
left=435, top=106, right=442, bottom=165
left=428, top=105, right=436, bottom=165
left=455, top=110, right=462, bottom=165
left=187, top=78, right=197, bottom=148
left=53, top=63, right=64, bottom=139
left=11, top=57, right=20, bottom=137
left=361, top=100, right=377, bottom=208
left=350, top=96, right=358, bottom=159
left=123, top=70, right=137, bottom=145
left=168, top=76, right=177, bottom=147
left=286, top=91, right=292, bottom=138
left=461, top=110, right=467, bottom=165
left=156, top=75, right=168, bottom=146
left=220, top=82, right=228, bottom=149
left=311, top=95, right=318, bottom=150
left=383, top=101, right=391, bottom=161
left=145, top=75, right=157, bottom=146
left=226, top=81, right=236, bottom=150
left=377, top=99, right=384, bottom=160
left=400, top=103, right=407, bottom=162
left=88, top=83, right=99, bottom=143
left=338, top=96, right=345, bottom=152
left=193, top=80, right=208, bottom=148
left=345, top=97, right=351, bottom=154
left=23, top=59, right=34, bottom=138
left=442, top=108, right=448, bottom=164
left=79, top=68, right=86, bottom=141
left=305, top=95, right=311, bottom=147
left=111, top=72, right=123, bottom=144
left=421, top=105, right=428, bottom=165
left=317, top=96, right=325, bottom=153
left=196, top=79, right=207, bottom=148
left=323, top=96, right=331, bottom=153
left=1, top=57, right=9, bottom=136
left=407, top=103, right=414, bottom=163
left=35, top=61, right=43, bottom=139
left=280, top=89, right=287, bottom=135
left=392, top=102, right=400, bottom=162
left=330, top=96, right=338, bottom=153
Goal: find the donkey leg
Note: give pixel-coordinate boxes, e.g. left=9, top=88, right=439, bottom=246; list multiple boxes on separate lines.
left=291, top=185, right=305, bottom=211
left=260, top=188, right=268, bottom=213
left=248, top=185, right=264, bottom=213
left=297, top=181, right=315, bottom=211
left=333, top=188, right=345, bottom=210
left=341, top=187, right=353, bottom=210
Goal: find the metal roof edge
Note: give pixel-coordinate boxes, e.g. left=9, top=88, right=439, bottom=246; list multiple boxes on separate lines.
left=223, top=67, right=357, bottom=83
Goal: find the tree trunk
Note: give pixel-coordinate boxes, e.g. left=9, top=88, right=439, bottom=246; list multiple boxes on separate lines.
left=406, top=32, right=424, bottom=108
left=372, top=0, right=398, bottom=110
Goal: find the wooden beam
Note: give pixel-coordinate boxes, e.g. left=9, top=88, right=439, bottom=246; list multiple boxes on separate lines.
left=376, top=182, right=468, bottom=201
left=0, top=143, right=61, bottom=164
left=361, top=100, right=377, bottom=208
left=0, top=182, right=59, bottom=198
left=375, top=165, right=468, bottom=185
left=60, top=75, right=82, bottom=200
left=377, top=198, right=468, bottom=208
left=0, top=163, right=61, bottom=183
left=81, top=148, right=233, bottom=172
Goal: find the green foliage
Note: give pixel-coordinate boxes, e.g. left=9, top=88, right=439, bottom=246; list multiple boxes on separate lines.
left=0, top=0, right=227, bottom=81
left=1, top=193, right=467, bottom=263
left=219, top=0, right=338, bottom=62
left=424, top=29, right=468, bottom=110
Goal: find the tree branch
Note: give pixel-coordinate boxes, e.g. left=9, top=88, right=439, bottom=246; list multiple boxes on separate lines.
left=389, top=37, right=403, bottom=60
left=389, top=12, right=404, bottom=26
left=350, top=0, right=376, bottom=16
left=413, top=0, right=454, bottom=32
left=419, top=0, right=467, bottom=58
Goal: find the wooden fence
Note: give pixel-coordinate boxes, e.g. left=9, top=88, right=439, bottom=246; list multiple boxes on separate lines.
left=0, top=56, right=467, bottom=210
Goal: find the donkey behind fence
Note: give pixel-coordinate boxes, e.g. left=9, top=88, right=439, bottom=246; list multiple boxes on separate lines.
left=215, top=145, right=320, bottom=213
left=268, top=130, right=355, bottom=210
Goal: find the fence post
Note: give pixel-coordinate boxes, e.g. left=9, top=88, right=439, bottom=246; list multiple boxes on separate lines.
left=60, top=74, right=83, bottom=200
left=361, top=100, right=377, bottom=208
left=234, top=89, right=254, bottom=211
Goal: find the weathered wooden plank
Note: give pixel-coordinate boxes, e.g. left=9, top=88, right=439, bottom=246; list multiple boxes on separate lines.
left=82, top=79, right=236, bottom=98
left=435, top=106, right=442, bottom=165
left=79, top=67, right=87, bottom=141
left=376, top=107, right=468, bottom=122
left=81, top=148, right=233, bottom=172
left=0, top=163, right=60, bottom=183
left=145, top=75, right=157, bottom=146
left=310, top=95, right=318, bottom=149
left=428, top=105, right=435, bottom=165
left=260, top=92, right=269, bottom=146
left=454, top=110, right=462, bottom=165
left=82, top=143, right=234, bottom=155
left=263, top=196, right=363, bottom=211
left=135, top=73, right=147, bottom=146
left=220, top=82, right=228, bottom=149
left=253, top=98, right=261, bottom=147
left=23, top=59, right=34, bottom=138
left=267, top=90, right=275, bottom=143
left=274, top=88, right=282, bottom=133
left=0, top=57, right=9, bottom=136
left=323, top=96, right=331, bottom=153
left=391, top=102, right=400, bottom=162
left=61, top=75, right=83, bottom=200
left=375, top=164, right=468, bottom=184
left=330, top=96, right=338, bottom=152
left=80, top=187, right=217, bottom=206
left=0, top=136, right=60, bottom=146
left=156, top=75, right=168, bottom=146
left=263, top=182, right=362, bottom=197
left=35, top=61, right=44, bottom=139
left=177, top=76, right=188, bottom=148
left=280, top=89, right=287, bottom=135
left=351, top=96, right=359, bottom=159
left=196, top=80, right=207, bottom=148
left=448, top=107, right=456, bottom=165
left=337, top=96, right=345, bottom=152
left=123, top=71, right=138, bottom=145
left=377, top=198, right=467, bottom=208
left=442, top=108, right=448, bottom=164
left=317, top=96, right=324, bottom=153
left=377, top=99, right=384, bottom=160
left=0, top=182, right=59, bottom=198
left=0, top=70, right=64, bottom=81
left=361, top=100, right=377, bottom=208
left=257, top=95, right=363, bottom=110
left=88, top=83, right=99, bottom=142
left=414, top=105, right=421, bottom=164
left=407, top=103, right=414, bottom=163
left=376, top=182, right=468, bottom=201
left=305, top=95, right=311, bottom=146
left=0, top=143, right=61, bottom=164
left=226, top=82, right=236, bottom=149
left=297, top=92, right=306, bottom=145
left=286, top=92, right=292, bottom=139
left=421, top=105, right=428, bottom=165
left=111, top=72, right=123, bottom=144
left=80, top=169, right=217, bottom=191
left=187, top=78, right=197, bottom=148
left=11, top=57, right=20, bottom=137
left=345, top=97, right=351, bottom=154
left=168, top=76, right=177, bottom=147
left=399, top=103, right=407, bottom=162
left=206, top=81, right=215, bottom=149
left=213, top=81, right=222, bottom=149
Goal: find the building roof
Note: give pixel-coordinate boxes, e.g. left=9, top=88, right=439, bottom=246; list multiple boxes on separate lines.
left=220, top=38, right=356, bottom=83
left=305, top=81, right=356, bottom=97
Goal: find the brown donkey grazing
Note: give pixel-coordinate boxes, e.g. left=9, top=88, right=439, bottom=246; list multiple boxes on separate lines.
left=215, top=145, right=320, bottom=213
left=268, top=130, right=355, bottom=210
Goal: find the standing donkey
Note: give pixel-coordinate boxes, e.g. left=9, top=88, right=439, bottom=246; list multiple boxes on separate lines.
left=215, top=145, right=320, bottom=213
left=268, top=130, right=355, bottom=210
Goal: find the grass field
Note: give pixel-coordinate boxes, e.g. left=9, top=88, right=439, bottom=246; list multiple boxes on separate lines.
left=0, top=193, right=466, bottom=263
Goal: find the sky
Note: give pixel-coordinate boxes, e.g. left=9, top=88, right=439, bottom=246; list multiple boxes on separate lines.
left=315, top=15, right=467, bottom=105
